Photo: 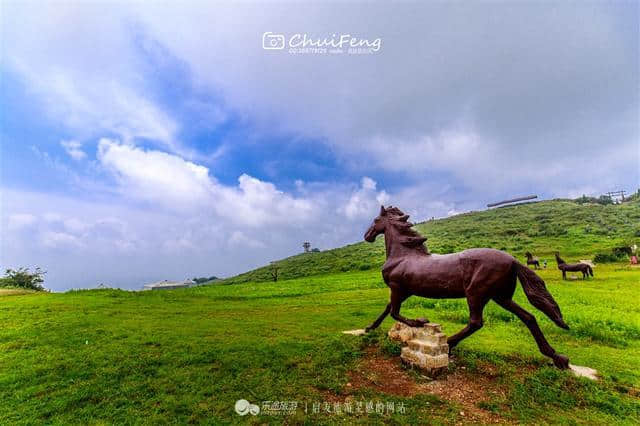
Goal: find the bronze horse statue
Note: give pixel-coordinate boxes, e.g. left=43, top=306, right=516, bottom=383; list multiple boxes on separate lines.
left=555, top=252, right=593, bottom=280
left=363, top=206, right=570, bottom=369
left=525, top=252, right=540, bottom=269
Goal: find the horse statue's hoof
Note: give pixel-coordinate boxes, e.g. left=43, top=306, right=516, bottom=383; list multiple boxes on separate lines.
left=553, top=353, right=570, bottom=369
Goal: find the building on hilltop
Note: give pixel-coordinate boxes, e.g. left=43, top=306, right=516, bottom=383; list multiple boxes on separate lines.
left=142, top=279, right=195, bottom=291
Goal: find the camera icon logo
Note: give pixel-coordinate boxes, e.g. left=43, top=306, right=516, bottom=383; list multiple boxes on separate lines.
left=262, top=32, right=285, bottom=50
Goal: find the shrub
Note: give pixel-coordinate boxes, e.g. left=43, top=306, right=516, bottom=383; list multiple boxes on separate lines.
left=593, top=252, right=625, bottom=263
left=597, top=195, right=613, bottom=205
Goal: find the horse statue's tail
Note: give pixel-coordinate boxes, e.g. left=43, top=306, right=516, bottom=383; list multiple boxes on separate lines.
left=516, top=263, right=569, bottom=330
left=587, top=265, right=594, bottom=277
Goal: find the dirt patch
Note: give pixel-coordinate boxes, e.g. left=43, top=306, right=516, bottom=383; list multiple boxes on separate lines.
left=346, top=348, right=513, bottom=424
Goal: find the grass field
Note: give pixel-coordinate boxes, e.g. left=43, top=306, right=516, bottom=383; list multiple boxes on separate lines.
left=1, top=200, right=639, bottom=424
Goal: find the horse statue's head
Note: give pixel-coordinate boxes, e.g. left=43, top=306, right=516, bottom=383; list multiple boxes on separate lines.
left=364, top=205, right=429, bottom=253
left=364, top=205, right=395, bottom=242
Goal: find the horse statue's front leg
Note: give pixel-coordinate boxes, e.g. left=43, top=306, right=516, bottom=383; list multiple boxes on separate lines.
left=389, top=288, right=428, bottom=328
left=365, top=290, right=429, bottom=332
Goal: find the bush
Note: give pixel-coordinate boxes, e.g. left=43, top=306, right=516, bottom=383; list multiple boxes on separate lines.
left=597, top=195, right=613, bottom=205
left=193, top=276, right=219, bottom=284
left=573, top=194, right=615, bottom=205
left=574, top=195, right=597, bottom=204
left=612, top=246, right=632, bottom=257
left=0, top=267, right=47, bottom=291
left=593, top=252, right=625, bottom=263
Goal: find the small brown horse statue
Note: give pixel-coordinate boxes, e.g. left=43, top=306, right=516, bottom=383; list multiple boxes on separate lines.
left=525, top=252, right=540, bottom=269
left=555, top=252, right=593, bottom=280
left=363, top=206, right=570, bottom=369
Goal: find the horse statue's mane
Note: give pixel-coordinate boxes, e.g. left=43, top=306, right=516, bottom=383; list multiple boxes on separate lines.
left=385, top=206, right=430, bottom=254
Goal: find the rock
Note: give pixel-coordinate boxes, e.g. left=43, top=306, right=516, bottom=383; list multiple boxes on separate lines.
left=389, top=322, right=449, bottom=376
left=342, top=329, right=367, bottom=336
left=569, top=364, right=598, bottom=380
left=388, top=322, right=416, bottom=343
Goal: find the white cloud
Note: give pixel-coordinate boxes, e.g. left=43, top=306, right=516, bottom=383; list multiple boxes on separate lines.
left=5, top=1, right=635, bottom=189
left=60, top=140, right=87, bottom=160
left=63, top=218, right=89, bottom=234
left=563, top=187, right=601, bottom=200
left=361, top=176, right=377, bottom=191
left=1, top=176, right=461, bottom=291
left=214, top=174, right=315, bottom=227
left=129, top=1, right=636, bottom=197
left=40, top=231, right=83, bottom=249
left=2, top=2, right=181, bottom=154
left=342, top=177, right=389, bottom=220
left=373, top=131, right=484, bottom=173
left=42, top=213, right=63, bottom=222
left=97, top=138, right=316, bottom=226
left=98, top=138, right=214, bottom=209
left=228, top=231, right=266, bottom=249
left=7, top=213, right=37, bottom=230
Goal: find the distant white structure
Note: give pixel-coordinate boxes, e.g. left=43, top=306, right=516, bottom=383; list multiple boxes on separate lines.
left=143, top=279, right=195, bottom=291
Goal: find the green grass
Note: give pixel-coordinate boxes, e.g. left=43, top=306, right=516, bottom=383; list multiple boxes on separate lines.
left=1, top=199, right=639, bottom=424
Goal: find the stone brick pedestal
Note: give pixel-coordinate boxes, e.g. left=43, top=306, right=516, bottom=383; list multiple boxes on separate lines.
left=388, top=322, right=449, bottom=376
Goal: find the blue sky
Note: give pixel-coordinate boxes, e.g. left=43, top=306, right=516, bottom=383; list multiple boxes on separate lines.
left=1, top=1, right=638, bottom=291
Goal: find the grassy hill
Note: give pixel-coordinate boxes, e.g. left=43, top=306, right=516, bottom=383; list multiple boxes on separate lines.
left=224, top=198, right=640, bottom=284
left=1, top=198, right=638, bottom=424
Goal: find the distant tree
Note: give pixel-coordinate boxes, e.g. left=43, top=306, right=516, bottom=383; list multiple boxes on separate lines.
left=624, top=189, right=640, bottom=202
left=302, top=242, right=311, bottom=253
left=311, top=248, right=320, bottom=253
left=270, top=262, right=280, bottom=282
left=597, top=195, right=613, bottom=205
left=0, top=267, right=46, bottom=291
left=575, top=195, right=595, bottom=204
left=193, top=276, right=219, bottom=284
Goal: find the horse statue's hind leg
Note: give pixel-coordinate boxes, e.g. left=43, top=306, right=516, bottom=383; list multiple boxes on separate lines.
left=447, top=298, right=487, bottom=350
left=494, top=297, right=569, bottom=369
left=365, top=303, right=391, bottom=332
